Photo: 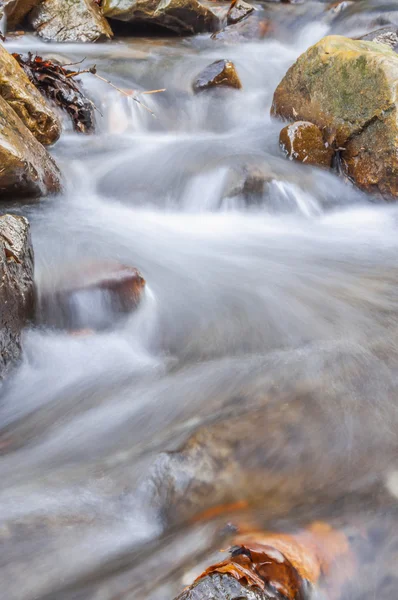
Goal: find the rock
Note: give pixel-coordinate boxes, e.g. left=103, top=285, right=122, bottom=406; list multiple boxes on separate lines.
left=358, top=27, right=398, bottom=52
left=192, top=60, right=242, bottom=94
left=29, top=0, right=113, bottom=43
left=0, top=94, right=61, bottom=198
left=271, top=35, right=398, bottom=199
left=38, top=261, right=145, bottom=330
left=224, top=164, right=269, bottom=201
left=0, top=214, right=34, bottom=379
left=227, top=0, right=254, bottom=25
left=0, top=0, right=41, bottom=30
left=175, top=573, right=269, bottom=600
left=0, top=45, right=61, bottom=146
left=102, top=0, right=219, bottom=35
left=279, top=121, right=334, bottom=168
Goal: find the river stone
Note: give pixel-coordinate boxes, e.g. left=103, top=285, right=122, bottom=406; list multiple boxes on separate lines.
left=279, top=121, right=334, bottom=168
left=0, top=94, right=61, bottom=198
left=0, top=0, right=41, bottom=29
left=192, top=60, right=242, bottom=93
left=0, top=214, right=34, bottom=379
left=358, top=27, right=398, bottom=52
left=38, top=261, right=146, bottom=330
left=271, top=35, right=398, bottom=199
left=227, top=0, right=254, bottom=26
left=102, top=0, right=219, bottom=35
left=175, top=573, right=269, bottom=600
left=0, top=44, right=61, bottom=146
left=29, top=0, right=113, bottom=43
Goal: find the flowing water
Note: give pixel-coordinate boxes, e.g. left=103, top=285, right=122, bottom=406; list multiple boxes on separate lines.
left=2, top=2, right=398, bottom=599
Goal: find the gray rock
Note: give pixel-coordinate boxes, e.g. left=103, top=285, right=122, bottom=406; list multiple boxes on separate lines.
left=0, top=214, right=34, bottom=379
left=359, top=26, right=398, bottom=52
left=29, top=0, right=113, bottom=43
left=227, top=0, right=254, bottom=26
left=175, top=573, right=269, bottom=600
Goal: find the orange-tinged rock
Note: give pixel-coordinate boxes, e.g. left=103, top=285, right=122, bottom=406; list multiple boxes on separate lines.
left=279, top=121, right=334, bottom=168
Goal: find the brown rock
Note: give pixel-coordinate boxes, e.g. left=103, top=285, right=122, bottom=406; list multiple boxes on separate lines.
left=38, top=261, right=146, bottom=330
left=30, top=0, right=113, bottom=43
left=279, top=121, right=334, bottom=168
left=192, top=59, right=242, bottom=93
left=0, top=0, right=41, bottom=30
left=0, top=44, right=61, bottom=146
left=102, top=0, right=219, bottom=35
left=0, top=94, right=61, bottom=198
left=0, top=214, right=34, bottom=379
left=271, top=35, right=398, bottom=199
left=227, top=0, right=254, bottom=25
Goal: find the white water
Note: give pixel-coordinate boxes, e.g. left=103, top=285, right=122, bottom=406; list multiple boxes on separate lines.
left=2, top=3, right=398, bottom=599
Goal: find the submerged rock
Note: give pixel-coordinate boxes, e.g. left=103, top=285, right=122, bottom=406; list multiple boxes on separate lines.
left=102, top=0, right=219, bottom=35
left=272, top=35, right=398, bottom=199
left=0, top=0, right=41, bottom=30
left=0, top=94, right=61, bottom=198
left=227, top=0, right=254, bottom=26
left=0, top=45, right=61, bottom=146
left=0, top=214, right=34, bottom=379
left=29, top=0, right=113, bottom=43
left=38, top=261, right=145, bottom=330
left=192, top=60, right=242, bottom=93
left=279, top=121, right=334, bottom=168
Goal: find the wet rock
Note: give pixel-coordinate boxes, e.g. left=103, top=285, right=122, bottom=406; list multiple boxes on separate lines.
left=279, top=121, right=334, bottom=168
left=29, top=0, right=113, bottom=43
left=38, top=261, right=145, bottom=330
left=102, top=0, right=219, bottom=35
left=0, top=94, right=61, bottom=198
left=225, top=164, right=269, bottom=201
left=0, top=45, right=61, bottom=146
left=0, top=214, right=34, bottom=379
left=272, top=35, right=398, bottom=199
left=175, top=572, right=269, bottom=600
left=358, top=27, right=398, bottom=52
left=227, top=0, right=254, bottom=26
left=0, top=0, right=41, bottom=30
left=192, top=60, right=242, bottom=94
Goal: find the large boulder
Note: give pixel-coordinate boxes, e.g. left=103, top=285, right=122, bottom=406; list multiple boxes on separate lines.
left=0, top=214, right=34, bottom=379
left=29, top=0, right=113, bottom=43
left=0, top=0, right=41, bottom=30
left=279, top=121, right=334, bottom=168
left=102, top=0, right=219, bottom=35
left=0, top=94, right=61, bottom=198
left=0, top=44, right=61, bottom=146
left=272, top=36, right=398, bottom=199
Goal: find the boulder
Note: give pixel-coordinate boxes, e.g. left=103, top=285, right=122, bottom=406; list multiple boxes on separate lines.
left=272, top=35, right=398, bottom=199
left=29, top=0, right=113, bottom=43
left=0, top=94, right=61, bottom=198
left=192, top=59, right=242, bottom=93
left=102, top=0, right=219, bottom=35
left=227, top=0, right=254, bottom=26
left=38, top=261, right=145, bottom=330
left=0, top=44, right=61, bottom=146
left=279, top=121, right=334, bottom=167
left=0, top=0, right=41, bottom=30
left=0, top=214, right=34, bottom=379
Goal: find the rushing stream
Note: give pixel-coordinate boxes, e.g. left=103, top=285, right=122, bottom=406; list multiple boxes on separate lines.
left=2, top=2, right=398, bottom=599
